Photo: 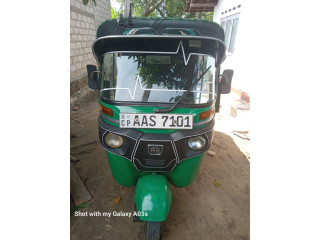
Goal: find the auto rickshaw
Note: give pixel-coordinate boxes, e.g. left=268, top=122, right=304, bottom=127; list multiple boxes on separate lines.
left=87, top=16, right=233, bottom=240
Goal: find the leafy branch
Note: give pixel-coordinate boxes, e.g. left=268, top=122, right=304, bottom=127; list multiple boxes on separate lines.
left=82, top=0, right=96, bottom=6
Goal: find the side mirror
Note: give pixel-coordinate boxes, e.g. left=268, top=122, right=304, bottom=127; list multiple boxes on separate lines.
left=220, top=69, right=234, bottom=94
left=86, top=64, right=99, bottom=89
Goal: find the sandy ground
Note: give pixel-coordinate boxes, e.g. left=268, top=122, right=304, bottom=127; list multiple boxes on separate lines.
left=70, top=92, right=250, bottom=240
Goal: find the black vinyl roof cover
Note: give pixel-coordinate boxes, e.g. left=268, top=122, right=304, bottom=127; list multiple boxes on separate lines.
left=96, top=18, right=224, bottom=40
left=93, top=18, right=226, bottom=66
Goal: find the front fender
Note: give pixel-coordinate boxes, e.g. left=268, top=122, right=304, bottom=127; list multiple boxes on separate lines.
left=134, top=174, right=171, bottom=221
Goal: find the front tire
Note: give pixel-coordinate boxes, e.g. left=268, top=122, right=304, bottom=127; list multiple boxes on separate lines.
left=146, top=221, right=161, bottom=240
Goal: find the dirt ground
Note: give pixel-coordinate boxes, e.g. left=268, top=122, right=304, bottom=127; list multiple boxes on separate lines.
left=70, top=91, right=250, bottom=240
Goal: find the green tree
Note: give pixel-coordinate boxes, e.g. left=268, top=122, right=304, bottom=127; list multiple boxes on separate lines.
left=132, top=55, right=197, bottom=102
left=112, top=0, right=213, bottom=21
left=111, top=6, right=121, bottom=18
left=82, top=0, right=96, bottom=6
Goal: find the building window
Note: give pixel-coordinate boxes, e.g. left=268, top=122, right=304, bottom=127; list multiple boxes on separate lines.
left=221, top=13, right=240, bottom=53
left=221, top=21, right=225, bottom=31
left=225, top=20, right=233, bottom=50
left=229, top=18, right=239, bottom=53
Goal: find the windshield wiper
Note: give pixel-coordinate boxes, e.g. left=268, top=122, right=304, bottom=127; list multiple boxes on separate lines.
left=154, top=65, right=212, bottom=113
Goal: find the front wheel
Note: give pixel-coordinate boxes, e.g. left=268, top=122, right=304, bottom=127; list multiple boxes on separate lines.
left=146, top=221, right=161, bottom=240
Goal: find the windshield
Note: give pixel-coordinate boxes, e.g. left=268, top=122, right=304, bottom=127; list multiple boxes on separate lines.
left=100, top=52, right=216, bottom=104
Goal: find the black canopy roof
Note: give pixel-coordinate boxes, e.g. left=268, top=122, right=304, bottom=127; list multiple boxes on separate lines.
left=93, top=18, right=226, bottom=67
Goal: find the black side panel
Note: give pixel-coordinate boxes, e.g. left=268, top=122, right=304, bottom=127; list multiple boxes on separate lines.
left=170, top=119, right=214, bottom=162
left=98, top=115, right=143, bottom=160
left=98, top=115, right=215, bottom=170
left=174, top=131, right=213, bottom=162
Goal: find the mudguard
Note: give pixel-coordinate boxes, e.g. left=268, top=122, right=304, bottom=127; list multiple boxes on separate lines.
left=134, top=174, right=172, bottom=221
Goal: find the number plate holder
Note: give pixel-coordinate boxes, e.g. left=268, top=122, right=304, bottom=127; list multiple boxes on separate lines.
left=119, top=113, right=193, bottom=129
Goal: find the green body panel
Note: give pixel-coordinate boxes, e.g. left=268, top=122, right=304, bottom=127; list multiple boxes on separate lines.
left=162, top=154, right=204, bottom=187
left=106, top=151, right=147, bottom=186
left=99, top=100, right=213, bottom=133
left=106, top=151, right=204, bottom=188
left=134, top=174, right=172, bottom=221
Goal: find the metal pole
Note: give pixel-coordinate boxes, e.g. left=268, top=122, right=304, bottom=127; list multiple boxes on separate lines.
left=123, top=0, right=131, bottom=17
left=121, top=0, right=124, bottom=16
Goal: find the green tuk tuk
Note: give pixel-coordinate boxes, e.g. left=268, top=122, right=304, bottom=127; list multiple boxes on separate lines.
left=87, top=16, right=233, bottom=240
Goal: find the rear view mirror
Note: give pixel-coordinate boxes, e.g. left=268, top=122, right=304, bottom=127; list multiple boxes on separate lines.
left=220, top=69, right=234, bottom=94
left=86, top=65, right=99, bottom=89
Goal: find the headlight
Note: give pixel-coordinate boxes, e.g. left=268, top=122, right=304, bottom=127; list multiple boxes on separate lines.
left=105, top=133, right=124, bottom=148
left=188, top=136, right=206, bottom=151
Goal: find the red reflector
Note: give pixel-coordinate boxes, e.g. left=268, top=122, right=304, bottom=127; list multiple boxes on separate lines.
left=99, top=104, right=113, bottom=117
left=200, top=108, right=215, bottom=120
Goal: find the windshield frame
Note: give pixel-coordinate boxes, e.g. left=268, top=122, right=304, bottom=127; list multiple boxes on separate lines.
left=99, top=49, right=217, bottom=108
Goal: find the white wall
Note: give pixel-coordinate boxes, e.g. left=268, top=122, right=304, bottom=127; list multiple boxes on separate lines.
left=213, top=0, right=241, bottom=21
left=213, top=0, right=249, bottom=94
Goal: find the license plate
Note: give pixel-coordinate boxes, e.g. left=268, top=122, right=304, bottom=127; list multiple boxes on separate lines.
left=119, top=113, right=193, bottom=129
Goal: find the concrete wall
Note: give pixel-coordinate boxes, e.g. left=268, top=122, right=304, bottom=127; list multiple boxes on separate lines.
left=70, top=0, right=111, bottom=101
left=213, top=0, right=248, bottom=94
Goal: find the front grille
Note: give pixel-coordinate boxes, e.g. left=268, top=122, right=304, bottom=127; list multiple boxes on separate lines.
left=133, top=136, right=177, bottom=172
left=145, top=159, right=166, bottom=167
